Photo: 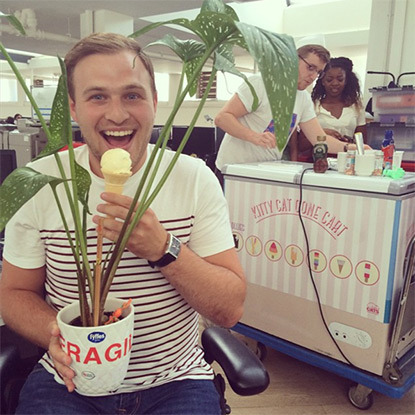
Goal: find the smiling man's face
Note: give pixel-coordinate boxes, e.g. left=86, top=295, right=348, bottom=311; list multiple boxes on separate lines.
left=69, top=50, right=158, bottom=177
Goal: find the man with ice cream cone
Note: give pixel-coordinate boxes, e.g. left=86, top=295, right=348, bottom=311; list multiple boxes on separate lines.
left=0, top=33, right=246, bottom=414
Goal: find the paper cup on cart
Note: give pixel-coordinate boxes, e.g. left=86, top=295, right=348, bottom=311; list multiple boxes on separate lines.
left=355, top=153, right=375, bottom=176
left=57, top=297, right=134, bottom=396
left=393, top=151, right=404, bottom=170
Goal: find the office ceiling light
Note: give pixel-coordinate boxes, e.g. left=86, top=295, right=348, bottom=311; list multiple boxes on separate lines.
left=288, top=0, right=342, bottom=5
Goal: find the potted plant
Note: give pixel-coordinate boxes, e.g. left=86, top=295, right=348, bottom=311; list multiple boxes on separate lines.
left=0, top=0, right=297, bottom=393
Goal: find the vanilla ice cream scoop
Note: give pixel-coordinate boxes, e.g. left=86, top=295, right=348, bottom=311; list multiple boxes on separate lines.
left=100, top=148, right=132, bottom=194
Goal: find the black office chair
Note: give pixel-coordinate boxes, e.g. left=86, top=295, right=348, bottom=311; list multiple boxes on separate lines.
left=202, top=326, right=270, bottom=414
left=0, top=326, right=269, bottom=414
left=0, top=150, right=17, bottom=260
left=0, top=345, right=28, bottom=414
left=170, top=126, right=217, bottom=173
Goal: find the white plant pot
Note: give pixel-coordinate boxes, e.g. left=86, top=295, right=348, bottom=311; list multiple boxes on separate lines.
left=56, top=297, right=134, bottom=396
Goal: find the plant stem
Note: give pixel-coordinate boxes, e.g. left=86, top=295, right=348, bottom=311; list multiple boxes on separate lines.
left=94, top=218, right=104, bottom=326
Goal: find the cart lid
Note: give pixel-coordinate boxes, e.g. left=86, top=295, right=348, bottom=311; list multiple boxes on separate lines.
left=222, top=161, right=415, bottom=195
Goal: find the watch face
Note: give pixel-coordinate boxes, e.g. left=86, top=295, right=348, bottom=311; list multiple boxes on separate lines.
left=148, top=234, right=181, bottom=268
left=169, top=235, right=181, bottom=258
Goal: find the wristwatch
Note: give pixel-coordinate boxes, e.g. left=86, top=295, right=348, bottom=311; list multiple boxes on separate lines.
left=148, top=233, right=181, bottom=268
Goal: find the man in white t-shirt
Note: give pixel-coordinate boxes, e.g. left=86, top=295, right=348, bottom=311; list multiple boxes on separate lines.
left=215, top=44, right=350, bottom=171
left=0, top=33, right=246, bottom=415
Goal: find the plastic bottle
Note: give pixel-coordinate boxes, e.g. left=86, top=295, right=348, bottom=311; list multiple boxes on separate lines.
left=345, top=150, right=356, bottom=175
left=381, top=130, right=395, bottom=170
left=313, top=136, right=328, bottom=173
left=372, top=150, right=383, bottom=176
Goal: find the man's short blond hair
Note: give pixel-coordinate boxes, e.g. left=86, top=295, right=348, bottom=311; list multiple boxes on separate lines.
left=297, top=44, right=330, bottom=64
left=64, top=32, right=156, bottom=99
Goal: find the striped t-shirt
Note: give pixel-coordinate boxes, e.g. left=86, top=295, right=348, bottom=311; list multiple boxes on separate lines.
left=4, top=144, right=235, bottom=394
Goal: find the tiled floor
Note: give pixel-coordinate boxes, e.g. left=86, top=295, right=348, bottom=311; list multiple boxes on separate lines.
left=213, top=344, right=415, bottom=415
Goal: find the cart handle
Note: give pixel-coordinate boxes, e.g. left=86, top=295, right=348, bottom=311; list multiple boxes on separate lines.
left=367, top=71, right=396, bottom=85
left=396, top=72, right=415, bottom=86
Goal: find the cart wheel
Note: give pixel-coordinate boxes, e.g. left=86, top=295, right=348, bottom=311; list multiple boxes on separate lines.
left=348, top=384, right=374, bottom=410
left=256, top=342, right=267, bottom=361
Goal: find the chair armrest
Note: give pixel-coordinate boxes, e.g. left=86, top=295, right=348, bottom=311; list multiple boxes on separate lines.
left=0, top=344, right=19, bottom=383
left=201, top=326, right=270, bottom=396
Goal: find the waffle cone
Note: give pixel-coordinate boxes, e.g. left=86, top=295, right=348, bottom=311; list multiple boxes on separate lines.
left=102, top=170, right=131, bottom=194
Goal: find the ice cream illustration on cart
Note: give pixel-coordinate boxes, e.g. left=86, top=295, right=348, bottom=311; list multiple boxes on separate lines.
left=364, top=263, right=371, bottom=283
left=232, top=232, right=243, bottom=251
left=330, top=255, right=352, bottom=279
left=269, top=242, right=278, bottom=259
left=284, top=245, right=303, bottom=267
left=246, top=235, right=262, bottom=256
left=313, top=251, right=320, bottom=270
left=265, top=240, right=282, bottom=261
left=337, top=258, right=345, bottom=275
left=290, top=246, right=297, bottom=264
left=355, top=261, right=380, bottom=286
left=308, top=250, right=326, bottom=273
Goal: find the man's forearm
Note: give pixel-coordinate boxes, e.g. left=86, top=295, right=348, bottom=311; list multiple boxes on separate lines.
left=1, top=289, right=56, bottom=349
left=215, top=113, right=256, bottom=143
left=325, top=134, right=347, bottom=154
left=159, top=244, right=246, bottom=328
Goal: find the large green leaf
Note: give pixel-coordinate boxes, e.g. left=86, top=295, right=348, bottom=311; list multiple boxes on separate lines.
left=36, top=57, right=71, bottom=158
left=236, top=22, right=298, bottom=151
left=35, top=77, right=67, bottom=158
left=190, top=11, right=237, bottom=45
left=146, top=35, right=207, bottom=98
left=214, top=50, right=259, bottom=111
left=1, top=14, right=26, bottom=35
left=74, top=162, right=91, bottom=212
left=131, top=5, right=238, bottom=50
left=183, top=59, right=201, bottom=97
left=201, top=0, right=227, bottom=13
left=147, top=35, right=206, bottom=63
left=0, top=167, right=64, bottom=231
left=34, top=57, right=91, bottom=212
left=129, top=18, right=191, bottom=39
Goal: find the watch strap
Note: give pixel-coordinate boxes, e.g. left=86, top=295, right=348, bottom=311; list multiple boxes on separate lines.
left=148, top=233, right=181, bottom=268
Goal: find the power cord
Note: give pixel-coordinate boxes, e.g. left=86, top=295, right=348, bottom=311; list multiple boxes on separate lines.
left=297, top=167, right=355, bottom=367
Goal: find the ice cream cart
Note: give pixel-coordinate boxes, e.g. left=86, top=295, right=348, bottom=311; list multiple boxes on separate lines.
left=223, top=161, right=415, bottom=408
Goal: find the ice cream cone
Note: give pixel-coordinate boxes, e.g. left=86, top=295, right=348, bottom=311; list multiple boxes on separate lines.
left=100, top=149, right=132, bottom=220
left=100, top=149, right=132, bottom=195
left=102, top=171, right=131, bottom=194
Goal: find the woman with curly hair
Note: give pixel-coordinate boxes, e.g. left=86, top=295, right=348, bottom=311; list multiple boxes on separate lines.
left=291, top=57, right=367, bottom=161
left=311, top=56, right=366, bottom=142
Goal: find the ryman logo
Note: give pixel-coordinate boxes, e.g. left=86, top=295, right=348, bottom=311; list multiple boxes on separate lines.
left=88, top=332, right=106, bottom=343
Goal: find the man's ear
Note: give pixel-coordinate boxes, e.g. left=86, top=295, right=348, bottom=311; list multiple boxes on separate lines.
left=69, top=97, right=78, bottom=122
left=153, top=91, right=158, bottom=113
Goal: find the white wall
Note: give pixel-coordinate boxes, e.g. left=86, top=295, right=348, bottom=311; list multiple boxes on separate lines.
left=364, top=0, right=415, bottom=104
